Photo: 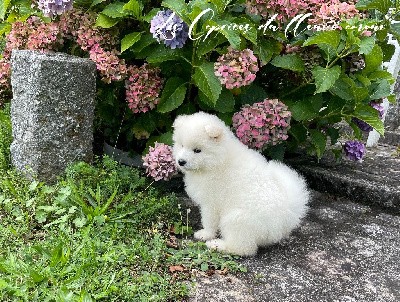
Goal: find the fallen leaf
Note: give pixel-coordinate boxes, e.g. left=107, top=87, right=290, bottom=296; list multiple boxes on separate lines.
left=169, top=265, right=185, bottom=273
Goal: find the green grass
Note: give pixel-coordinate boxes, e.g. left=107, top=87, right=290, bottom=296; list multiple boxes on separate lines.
left=0, top=155, right=246, bottom=301
left=0, top=105, right=12, bottom=170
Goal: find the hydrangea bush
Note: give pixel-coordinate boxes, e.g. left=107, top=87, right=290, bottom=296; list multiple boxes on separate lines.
left=1, top=0, right=399, bottom=179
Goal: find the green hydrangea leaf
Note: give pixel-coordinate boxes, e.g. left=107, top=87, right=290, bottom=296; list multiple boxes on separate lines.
left=101, top=2, right=129, bottom=18
left=289, top=124, right=308, bottom=143
left=369, top=79, right=391, bottom=100
left=130, top=34, right=157, bottom=54
left=356, top=0, right=393, bottom=13
left=239, top=84, right=267, bottom=105
left=363, top=44, right=383, bottom=74
left=352, top=104, right=384, bottom=136
left=290, top=96, right=323, bottom=121
left=254, top=38, right=282, bottom=66
left=309, top=129, right=327, bottom=159
left=193, top=62, right=222, bottom=105
left=359, top=36, right=375, bottom=54
left=303, top=30, right=341, bottom=50
left=207, top=20, right=242, bottom=49
left=312, top=65, right=341, bottom=94
left=0, top=0, right=11, bottom=20
left=234, top=17, right=257, bottom=44
left=121, top=32, right=142, bottom=53
left=123, top=0, right=143, bottom=18
left=214, top=89, right=235, bottom=113
left=95, top=14, right=119, bottom=28
left=143, top=8, right=159, bottom=23
left=387, top=94, right=396, bottom=104
left=271, top=54, right=305, bottom=72
left=209, top=0, right=229, bottom=13
left=196, top=33, right=226, bottom=57
left=146, top=44, right=183, bottom=63
left=91, top=0, right=106, bottom=7
left=158, top=77, right=187, bottom=113
left=330, top=74, right=369, bottom=102
left=161, top=0, right=190, bottom=24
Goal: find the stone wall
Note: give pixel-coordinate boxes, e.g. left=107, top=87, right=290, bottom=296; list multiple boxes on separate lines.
left=10, top=50, right=96, bottom=182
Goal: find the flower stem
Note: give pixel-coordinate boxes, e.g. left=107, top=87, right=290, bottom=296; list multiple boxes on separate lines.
left=187, top=41, right=199, bottom=104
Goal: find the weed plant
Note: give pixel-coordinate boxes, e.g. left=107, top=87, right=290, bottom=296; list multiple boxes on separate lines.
left=0, top=156, right=245, bottom=301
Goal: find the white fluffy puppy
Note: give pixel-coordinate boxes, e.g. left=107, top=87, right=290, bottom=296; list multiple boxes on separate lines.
left=172, top=112, right=310, bottom=256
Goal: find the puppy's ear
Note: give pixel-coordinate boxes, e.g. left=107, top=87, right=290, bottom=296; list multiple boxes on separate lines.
left=173, top=115, right=186, bottom=129
left=205, top=124, right=223, bottom=141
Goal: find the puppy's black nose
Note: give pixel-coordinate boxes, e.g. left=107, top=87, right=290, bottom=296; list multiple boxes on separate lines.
left=178, top=159, right=187, bottom=167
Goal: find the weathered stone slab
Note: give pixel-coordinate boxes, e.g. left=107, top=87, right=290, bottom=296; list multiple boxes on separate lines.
left=287, top=144, right=400, bottom=212
left=10, top=50, right=96, bottom=182
left=187, top=191, right=400, bottom=302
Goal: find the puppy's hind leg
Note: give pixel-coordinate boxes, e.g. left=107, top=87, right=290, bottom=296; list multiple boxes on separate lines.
left=206, top=233, right=258, bottom=256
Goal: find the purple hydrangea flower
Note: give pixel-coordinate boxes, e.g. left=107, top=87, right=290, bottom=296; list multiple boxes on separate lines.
left=352, top=118, right=373, bottom=132
left=142, top=143, right=177, bottom=181
left=150, top=10, right=189, bottom=49
left=37, top=0, right=74, bottom=18
left=352, top=101, right=385, bottom=132
left=371, top=101, right=385, bottom=119
left=343, top=140, right=366, bottom=161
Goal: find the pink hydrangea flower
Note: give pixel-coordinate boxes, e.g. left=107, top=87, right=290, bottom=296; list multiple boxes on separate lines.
left=3, top=21, right=30, bottom=59
left=26, top=21, right=63, bottom=51
left=309, top=0, right=361, bottom=30
left=125, top=64, right=164, bottom=114
left=142, top=143, right=177, bottom=181
left=246, top=0, right=326, bottom=23
left=3, top=17, right=63, bottom=58
left=214, top=47, right=259, bottom=90
left=89, top=44, right=127, bottom=83
left=246, top=0, right=362, bottom=28
left=59, top=9, right=116, bottom=51
left=232, top=99, right=291, bottom=150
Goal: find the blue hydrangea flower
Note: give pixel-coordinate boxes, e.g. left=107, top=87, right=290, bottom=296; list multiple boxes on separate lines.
left=344, top=140, right=366, bottom=161
left=150, top=10, right=189, bottom=49
left=352, top=101, right=385, bottom=132
left=38, top=0, right=74, bottom=18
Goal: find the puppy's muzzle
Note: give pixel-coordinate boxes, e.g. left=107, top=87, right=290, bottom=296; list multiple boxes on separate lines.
left=178, top=159, right=187, bottom=167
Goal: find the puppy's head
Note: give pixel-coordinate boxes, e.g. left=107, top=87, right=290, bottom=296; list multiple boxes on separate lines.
left=172, top=112, right=228, bottom=172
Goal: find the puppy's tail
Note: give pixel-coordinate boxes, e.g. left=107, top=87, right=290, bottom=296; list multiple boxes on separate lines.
left=269, top=160, right=310, bottom=220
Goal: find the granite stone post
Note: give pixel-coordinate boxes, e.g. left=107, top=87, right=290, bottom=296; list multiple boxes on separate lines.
left=10, top=50, right=96, bottom=182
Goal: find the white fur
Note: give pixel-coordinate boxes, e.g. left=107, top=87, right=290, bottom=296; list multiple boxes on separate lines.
left=172, top=112, right=310, bottom=256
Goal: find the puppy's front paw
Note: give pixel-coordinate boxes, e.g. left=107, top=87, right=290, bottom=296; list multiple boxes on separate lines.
left=206, top=239, right=226, bottom=252
left=194, top=229, right=216, bottom=241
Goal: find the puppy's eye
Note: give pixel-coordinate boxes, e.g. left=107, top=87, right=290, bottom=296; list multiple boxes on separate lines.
left=193, top=148, right=201, bottom=153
